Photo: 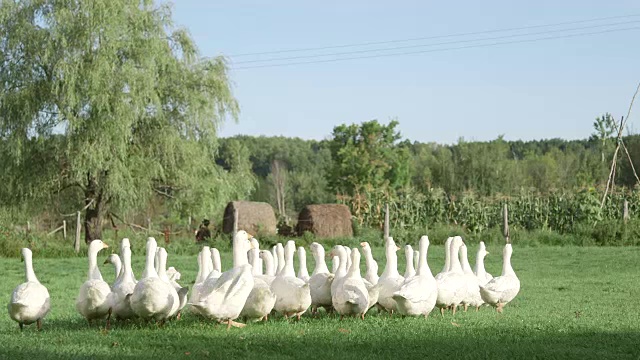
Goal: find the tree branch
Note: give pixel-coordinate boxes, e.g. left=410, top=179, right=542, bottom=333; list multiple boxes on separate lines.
left=153, top=187, right=175, bottom=199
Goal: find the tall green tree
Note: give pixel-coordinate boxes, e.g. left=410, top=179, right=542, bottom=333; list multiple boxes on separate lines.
left=328, top=119, right=410, bottom=195
left=0, top=0, right=247, bottom=242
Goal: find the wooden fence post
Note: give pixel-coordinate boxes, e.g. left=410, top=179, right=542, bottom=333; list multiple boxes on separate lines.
left=623, top=199, right=630, bottom=224
left=26, top=221, right=31, bottom=234
left=74, top=211, right=81, bottom=253
left=503, top=203, right=510, bottom=244
left=146, top=218, right=151, bottom=235
left=384, top=203, right=390, bottom=241
left=62, top=220, right=67, bottom=240
left=188, top=215, right=192, bottom=233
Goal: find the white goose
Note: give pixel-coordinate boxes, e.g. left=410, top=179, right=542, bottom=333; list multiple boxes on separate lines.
left=393, top=236, right=438, bottom=317
left=297, top=247, right=311, bottom=283
left=435, top=236, right=466, bottom=316
left=210, top=247, right=222, bottom=279
left=76, top=240, right=112, bottom=327
left=329, top=246, right=349, bottom=297
left=275, top=243, right=285, bottom=275
left=377, top=237, right=404, bottom=315
left=459, top=243, right=484, bottom=311
left=120, top=238, right=137, bottom=284
left=130, top=237, right=177, bottom=323
left=189, top=249, right=207, bottom=315
left=271, top=240, right=312, bottom=320
left=480, top=243, right=520, bottom=313
left=241, top=247, right=277, bottom=322
left=271, top=245, right=280, bottom=275
left=8, top=248, right=51, bottom=331
left=108, top=243, right=136, bottom=320
left=250, top=238, right=263, bottom=275
left=404, top=245, right=416, bottom=279
left=331, top=255, right=340, bottom=274
left=156, top=247, right=189, bottom=318
left=190, top=230, right=255, bottom=328
left=414, top=250, right=419, bottom=271
left=308, top=242, right=334, bottom=314
left=257, top=250, right=276, bottom=285
left=435, top=237, right=453, bottom=281
left=344, top=247, right=352, bottom=270
left=473, top=241, right=493, bottom=285
left=104, top=254, right=122, bottom=283
left=359, top=241, right=379, bottom=285
left=332, top=248, right=369, bottom=320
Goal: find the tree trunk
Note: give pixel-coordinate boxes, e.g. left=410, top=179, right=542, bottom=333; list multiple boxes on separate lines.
left=84, top=173, right=105, bottom=243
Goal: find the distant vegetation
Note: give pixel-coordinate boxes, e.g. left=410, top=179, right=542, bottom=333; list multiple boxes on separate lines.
left=1, top=0, right=637, bottom=246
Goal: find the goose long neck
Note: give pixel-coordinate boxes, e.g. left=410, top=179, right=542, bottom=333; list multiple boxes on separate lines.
left=312, top=247, right=329, bottom=275
left=284, top=246, right=296, bottom=277
left=298, top=248, right=309, bottom=276
left=23, top=252, right=38, bottom=283
left=502, top=247, right=515, bottom=276
left=276, top=245, right=285, bottom=274
left=441, top=238, right=452, bottom=273
left=382, top=246, right=399, bottom=277
left=157, top=250, right=168, bottom=279
left=233, top=238, right=248, bottom=267
left=449, top=242, right=463, bottom=274
left=195, top=251, right=204, bottom=283
left=417, top=241, right=429, bottom=276
left=460, top=247, right=473, bottom=274
left=121, top=247, right=133, bottom=283
left=363, top=248, right=374, bottom=268
left=261, top=252, right=275, bottom=276
left=474, top=251, right=486, bottom=275
left=332, top=256, right=340, bottom=273
left=211, top=249, right=221, bottom=273
left=113, top=257, right=122, bottom=279
left=250, top=249, right=261, bottom=275
left=336, top=249, right=348, bottom=277
left=88, top=246, right=103, bottom=281
left=347, top=250, right=361, bottom=278
left=405, top=247, right=415, bottom=276
left=144, top=242, right=158, bottom=278
left=364, top=250, right=376, bottom=276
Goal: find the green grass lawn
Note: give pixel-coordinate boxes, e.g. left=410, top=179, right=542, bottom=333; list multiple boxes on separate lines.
left=1, top=244, right=639, bottom=359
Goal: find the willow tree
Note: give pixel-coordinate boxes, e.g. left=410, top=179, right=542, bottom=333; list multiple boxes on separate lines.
left=0, top=0, right=249, bottom=242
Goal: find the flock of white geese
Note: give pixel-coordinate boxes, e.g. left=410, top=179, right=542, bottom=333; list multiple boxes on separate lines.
left=7, top=230, right=520, bottom=331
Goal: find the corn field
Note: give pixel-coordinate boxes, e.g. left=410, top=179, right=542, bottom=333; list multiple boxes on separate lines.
left=338, top=186, right=640, bottom=235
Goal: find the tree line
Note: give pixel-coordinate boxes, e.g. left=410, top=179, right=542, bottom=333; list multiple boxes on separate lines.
left=2, top=1, right=636, bottom=242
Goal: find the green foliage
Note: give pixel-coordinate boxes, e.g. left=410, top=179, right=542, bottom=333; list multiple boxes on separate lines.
left=0, top=0, right=252, bottom=240
left=328, top=119, right=411, bottom=195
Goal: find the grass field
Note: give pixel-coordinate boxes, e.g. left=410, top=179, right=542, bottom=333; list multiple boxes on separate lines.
left=1, top=244, right=639, bottom=359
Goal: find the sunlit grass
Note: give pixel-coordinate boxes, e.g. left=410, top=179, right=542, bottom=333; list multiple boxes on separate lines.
left=1, top=245, right=639, bottom=359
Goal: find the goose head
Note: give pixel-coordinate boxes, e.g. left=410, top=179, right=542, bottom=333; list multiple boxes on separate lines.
left=104, top=253, right=120, bottom=265
left=20, top=248, right=32, bottom=262
left=478, top=241, right=489, bottom=258
left=89, top=239, right=109, bottom=253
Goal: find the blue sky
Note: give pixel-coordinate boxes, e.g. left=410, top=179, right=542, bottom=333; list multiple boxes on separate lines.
left=171, top=1, right=640, bottom=144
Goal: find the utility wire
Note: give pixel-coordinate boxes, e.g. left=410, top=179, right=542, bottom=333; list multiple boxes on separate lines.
left=232, top=26, right=640, bottom=70
left=232, top=20, right=640, bottom=65
left=228, top=13, right=640, bottom=58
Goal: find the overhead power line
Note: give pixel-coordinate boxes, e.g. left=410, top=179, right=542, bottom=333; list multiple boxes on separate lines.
left=232, top=20, right=640, bottom=65
left=232, top=26, right=640, bottom=70
left=227, top=13, right=640, bottom=58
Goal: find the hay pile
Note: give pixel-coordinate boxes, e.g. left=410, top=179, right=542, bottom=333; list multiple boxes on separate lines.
left=296, top=204, right=353, bottom=238
left=222, top=201, right=277, bottom=236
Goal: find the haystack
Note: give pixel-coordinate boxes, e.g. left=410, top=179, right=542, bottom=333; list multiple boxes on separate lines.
left=296, top=204, right=353, bottom=238
left=222, top=201, right=277, bottom=236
